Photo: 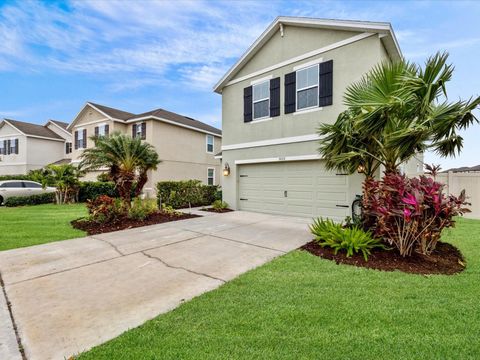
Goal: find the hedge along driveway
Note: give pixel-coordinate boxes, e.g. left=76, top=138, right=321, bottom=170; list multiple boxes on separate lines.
left=0, top=204, right=86, bottom=251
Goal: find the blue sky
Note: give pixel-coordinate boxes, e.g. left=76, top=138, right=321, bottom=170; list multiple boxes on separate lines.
left=0, top=0, right=479, bottom=169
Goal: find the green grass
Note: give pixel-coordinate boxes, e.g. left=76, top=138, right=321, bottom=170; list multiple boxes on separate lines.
left=79, top=217, right=480, bottom=360
left=0, top=203, right=87, bottom=251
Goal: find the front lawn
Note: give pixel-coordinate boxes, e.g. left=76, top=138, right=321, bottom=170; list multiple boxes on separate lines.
left=79, top=217, right=480, bottom=359
left=0, top=204, right=87, bottom=251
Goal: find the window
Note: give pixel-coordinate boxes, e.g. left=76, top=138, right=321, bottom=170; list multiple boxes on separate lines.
left=9, top=138, right=17, bottom=154
left=296, top=64, right=319, bottom=110
left=207, top=168, right=215, bottom=186
left=252, top=81, right=270, bottom=119
left=98, top=124, right=106, bottom=136
left=66, top=142, right=72, bottom=154
left=206, top=135, right=214, bottom=153
left=0, top=140, right=4, bottom=155
left=78, top=129, right=86, bottom=149
left=133, top=123, right=145, bottom=139
left=22, top=181, right=42, bottom=189
left=0, top=182, right=23, bottom=188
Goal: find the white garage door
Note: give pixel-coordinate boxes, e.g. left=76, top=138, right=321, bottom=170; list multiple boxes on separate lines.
left=238, top=160, right=351, bottom=220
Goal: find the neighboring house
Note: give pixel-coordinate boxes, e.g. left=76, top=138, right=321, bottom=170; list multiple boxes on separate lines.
left=68, top=102, right=222, bottom=196
left=0, top=119, right=72, bottom=175
left=214, top=16, right=421, bottom=220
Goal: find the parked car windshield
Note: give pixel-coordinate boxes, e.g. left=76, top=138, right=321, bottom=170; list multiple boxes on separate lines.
left=22, top=182, right=42, bottom=188
left=0, top=182, right=24, bottom=188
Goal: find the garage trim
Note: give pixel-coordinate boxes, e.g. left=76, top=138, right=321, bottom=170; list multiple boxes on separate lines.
left=235, top=154, right=321, bottom=165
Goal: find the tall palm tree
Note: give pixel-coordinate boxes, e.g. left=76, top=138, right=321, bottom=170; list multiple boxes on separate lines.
left=80, top=133, right=161, bottom=206
left=319, top=52, right=480, bottom=176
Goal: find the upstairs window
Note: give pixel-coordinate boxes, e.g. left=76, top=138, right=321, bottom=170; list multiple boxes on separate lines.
left=206, top=135, right=214, bottom=153
left=252, top=81, right=270, bottom=120
left=9, top=138, right=18, bottom=154
left=132, top=123, right=146, bottom=140
left=77, top=129, right=86, bottom=149
left=296, top=64, right=319, bottom=110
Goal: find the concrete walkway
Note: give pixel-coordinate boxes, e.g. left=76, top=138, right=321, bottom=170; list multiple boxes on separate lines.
left=0, top=211, right=311, bottom=360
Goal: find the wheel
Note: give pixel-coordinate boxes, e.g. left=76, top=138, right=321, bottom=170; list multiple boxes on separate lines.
left=0, top=196, right=3, bottom=206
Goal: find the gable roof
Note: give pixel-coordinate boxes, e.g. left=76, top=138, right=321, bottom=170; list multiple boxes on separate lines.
left=88, top=102, right=135, bottom=120
left=444, top=165, right=480, bottom=173
left=48, top=120, right=69, bottom=130
left=69, top=102, right=221, bottom=136
left=3, top=119, right=63, bottom=140
left=214, top=16, right=402, bottom=93
left=131, top=108, right=222, bottom=135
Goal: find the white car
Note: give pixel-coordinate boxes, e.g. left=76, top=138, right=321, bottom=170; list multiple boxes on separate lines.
left=0, top=180, right=56, bottom=205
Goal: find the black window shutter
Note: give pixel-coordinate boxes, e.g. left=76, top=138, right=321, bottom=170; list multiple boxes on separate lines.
left=132, top=124, right=137, bottom=138
left=141, top=123, right=146, bottom=140
left=82, top=129, right=87, bottom=148
left=15, top=139, right=18, bottom=154
left=269, top=77, right=280, bottom=117
left=105, top=124, right=109, bottom=136
left=74, top=131, right=78, bottom=150
left=284, top=72, right=296, bottom=114
left=243, top=86, right=253, bottom=122
left=94, top=126, right=99, bottom=137
left=6, top=139, right=10, bottom=155
left=319, top=60, right=333, bottom=107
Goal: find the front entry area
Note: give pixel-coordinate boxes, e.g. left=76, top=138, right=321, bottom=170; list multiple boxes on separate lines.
left=238, top=160, right=354, bottom=221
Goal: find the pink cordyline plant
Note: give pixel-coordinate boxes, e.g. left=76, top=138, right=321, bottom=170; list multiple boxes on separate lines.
left=363, top=171, right=470, bottom=257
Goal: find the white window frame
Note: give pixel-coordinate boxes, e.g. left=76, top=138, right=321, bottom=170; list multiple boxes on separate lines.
left=296, top=64, right=319, bottom=112
left=77, top=128, right=85, bottom=149
left=98, top=123, right=107, bottom=136
left=252, top=80, right=270, bottom=120
left=207, top=167, right=215, bottom=186
left=206, top=135, right=214, bottom=154
left=135, top=123, right=144, bottom=139
left=9, top=138, right=17, bottom=154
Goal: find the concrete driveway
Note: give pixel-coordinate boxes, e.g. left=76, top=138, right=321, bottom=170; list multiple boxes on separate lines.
left=0, top=210, right=311, bottom=360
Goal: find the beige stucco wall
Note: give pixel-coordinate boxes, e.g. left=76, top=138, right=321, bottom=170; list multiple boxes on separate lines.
left=71, top=107, right=112, bottom=162
left=0, top=121, right=67, bottom=175
left=70, top=106, right=221, bottom=194
left=220, top=26, right=391, bottom=210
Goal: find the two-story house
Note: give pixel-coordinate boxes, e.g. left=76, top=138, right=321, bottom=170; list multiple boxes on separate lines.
left=0, top=119, right=72, bottom=175
left=67, top=102, right=222, bottom=196
left=214, top=17, right=423, bottom=220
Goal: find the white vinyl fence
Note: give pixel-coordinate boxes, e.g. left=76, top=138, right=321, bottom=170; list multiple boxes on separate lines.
left=436, top=172, right=480, bottom=219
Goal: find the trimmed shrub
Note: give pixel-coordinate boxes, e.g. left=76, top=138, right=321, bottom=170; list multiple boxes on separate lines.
left=0, top=174, right=32, bottom=181
left=128, top=198, right=158, bottom=220
left=310, top=217, right=386, bottom=261
left=4, top=192, right=55, bottom=207
left=156, top=180, right=218, bottom=209
left=78, top=181, right=117, bottom=202
left=212, top=200, right=229, bottom=211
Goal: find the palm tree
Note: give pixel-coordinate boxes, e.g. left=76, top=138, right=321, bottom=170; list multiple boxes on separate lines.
left=319, top=52, right=479, bottom=176
left=42, top=164, right=84, bottom=204
left=80, top=133, right=161, bottom=206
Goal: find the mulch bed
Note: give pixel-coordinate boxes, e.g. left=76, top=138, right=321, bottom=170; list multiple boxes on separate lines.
left=201, top=208, right=234, bottom=213
left=71, top=212, right=200, bottom=235
left=301, top=241, right=465, bottom=275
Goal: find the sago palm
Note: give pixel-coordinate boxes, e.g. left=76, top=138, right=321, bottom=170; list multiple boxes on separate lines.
left=319, top=52, right=480, bottom=176
left=80, top=132, right=161, bottom=206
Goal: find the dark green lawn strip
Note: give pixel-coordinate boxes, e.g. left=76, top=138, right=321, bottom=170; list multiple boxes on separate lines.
left=79, top=218, right=480, bottom=360
left=0, top=204, right=87, bottom=251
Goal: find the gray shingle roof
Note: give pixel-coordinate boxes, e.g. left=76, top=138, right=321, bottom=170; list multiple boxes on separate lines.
left=87, top=102, right=221, bottom=136
left=88, top=102, right=135, bottom=120
left=4, top=119, right=63, bottom=139
left=131, top=108, right=221, bottom=135
left=49, top=120, right=69, bottom=129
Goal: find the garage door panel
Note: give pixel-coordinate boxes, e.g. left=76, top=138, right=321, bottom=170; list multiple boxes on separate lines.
left=238, top=160, right=351, bottom=219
